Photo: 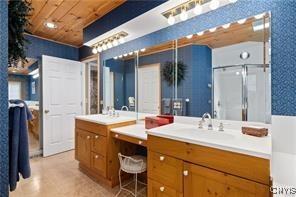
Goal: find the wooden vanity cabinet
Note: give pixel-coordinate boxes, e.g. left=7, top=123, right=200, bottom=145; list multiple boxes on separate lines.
left=75, top=119, right=136, bottom=186
left=147, top=135, right=270, bottom=197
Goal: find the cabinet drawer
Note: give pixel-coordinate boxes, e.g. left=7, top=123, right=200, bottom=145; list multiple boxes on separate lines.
left=91, top=134, right=107, bottom=156
left=148, top=179, right=183, bottom=197
left=76, top=119, right=107, bottom=136
left=91, top=152, right=106, bottom=178
left=148, top=151, right=183, bottom=192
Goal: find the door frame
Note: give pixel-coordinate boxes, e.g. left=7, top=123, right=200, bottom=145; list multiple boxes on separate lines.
left=138, top=63, right=161, bottom=114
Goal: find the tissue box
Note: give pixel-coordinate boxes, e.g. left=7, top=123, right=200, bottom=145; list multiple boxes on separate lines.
left=242, top=126, right=268, bottom=137
left=157, top=115, right=174, bottom=123
left=145, top=116, right=170, bottom=129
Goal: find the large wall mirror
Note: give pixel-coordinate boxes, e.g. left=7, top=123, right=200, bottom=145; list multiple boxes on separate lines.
left=103, top=12, right=271, bottom=123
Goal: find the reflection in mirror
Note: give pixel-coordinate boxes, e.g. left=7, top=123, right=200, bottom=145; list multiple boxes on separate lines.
left=103, top=53, right=137, bottom=114
left=176, top=13, right=271, bottom=123
left=137, top=41, right=175, bottom=116
left=85, top=60, right=98, bottom=114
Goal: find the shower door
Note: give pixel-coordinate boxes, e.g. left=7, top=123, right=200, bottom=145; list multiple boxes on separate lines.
left=213, top=64, right=270, bottom=123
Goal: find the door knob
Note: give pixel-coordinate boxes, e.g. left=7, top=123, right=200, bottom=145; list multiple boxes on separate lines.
left=95, top=135, right=99, bottom=139
left=159, top=186, right=165, bottom=192
left=159, top=156, right=165, bottom=161
left=183, top=170, right=189, bottom=176
left=44, top=110, right=50, bottom=114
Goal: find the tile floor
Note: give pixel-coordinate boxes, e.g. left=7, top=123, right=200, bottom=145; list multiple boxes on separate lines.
left=10, top=151, right=146, bottom=197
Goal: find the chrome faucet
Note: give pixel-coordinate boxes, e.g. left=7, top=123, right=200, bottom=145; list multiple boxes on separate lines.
left=200, top=113, right=213, bottom=130
left=121, top=106, right=129, bottom=111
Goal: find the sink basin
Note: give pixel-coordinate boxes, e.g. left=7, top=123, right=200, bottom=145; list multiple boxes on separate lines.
left=172, top=127, right=235, bottom=140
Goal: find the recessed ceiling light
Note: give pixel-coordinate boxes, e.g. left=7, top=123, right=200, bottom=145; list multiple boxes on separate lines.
left=237, top=18, right=247, bottom=24
left=197, top=31, right=204, bottom=36
left=44, top=22, right=57, bottom=29
left=209, top=27, right=217, bottom=32
left=222, top=23, right=231, bottom=29
left=240, top=51, right=250, bottom=60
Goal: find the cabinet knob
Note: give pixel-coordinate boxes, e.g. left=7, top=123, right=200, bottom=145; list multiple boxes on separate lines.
left=95, top=135, right=99, bottom=139
left=87, top=136, right=90, bottom=139
left=115, top=134, right=119, bottom=138
left=138, top=140, right=143, bottom=145
left=159, top=186, right=165, bottom=192
left=183, top=170, right=189, bottom=176
left=95, top=155, right=99, bottom=159
left=159, top=156, right=165, bottom=161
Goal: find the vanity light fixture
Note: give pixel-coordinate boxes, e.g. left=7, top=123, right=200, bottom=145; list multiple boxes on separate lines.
left=92, top=47, right=98, bottom=54
left=197, top=31, right=204, bottom=36
left=119, top=36, right=125, bottom=44
left=194, top=1, right=203, bottom=15
left=254, top=13, right=265, bottom=19
left=112, top=39, right=119, bottom=47
left=140, top=48, right=146, bottom=52
left=237, top=18, right=247, bottom=24
left=229, top=0, right=238, bottom=3
left=186, top=34, right=193, bottom=39
left=168, top=14, right=175, bottom=25
left=180, top=8, right=188, bottom=21
left=97, top=45, right=103, bottom=53
left=107, top=41, right=113, bottom=49
left=210, top=0, right=220, bottom=10
left=209, top=27, right=217, bottom=32
left=222, top=23, right=231, bottom=29
left=102, top=43, right=108, bottom=51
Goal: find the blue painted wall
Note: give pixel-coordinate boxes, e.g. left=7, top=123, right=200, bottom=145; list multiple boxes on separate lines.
left=0, top=1, right=8, bottom=196
left=25, top=35, right=79, bottom=61
left=84, top=0, right=166, bottom=43
left=101, top=0, right=296, bottom=117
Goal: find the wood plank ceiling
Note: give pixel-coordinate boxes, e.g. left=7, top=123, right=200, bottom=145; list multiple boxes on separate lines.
left=27, top=0, right=126, bottom=47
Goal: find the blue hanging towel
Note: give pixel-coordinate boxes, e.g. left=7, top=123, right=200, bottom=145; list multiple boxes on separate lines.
left=9, top=100, right=32, bottom=191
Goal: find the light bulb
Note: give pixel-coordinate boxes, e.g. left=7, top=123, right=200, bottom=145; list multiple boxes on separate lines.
left=119, top=37, right=125, bottom=44
left=194, top=4, right=203, bottom=15
left=168, top=14, right=175, bottom=25
left=237, top=18, right=246, bottom=24
left=209, top=27, right=217, bottom=32
left=180, top=9, right=188, bottom=21
left=140, top=48, right=146, bottom=52
left=255, top=13, right=265, bottom=19
left=118, top=55, right=123, bottom=58
left=222, top=23, right=231, bottom=29
left=97, top=46, right=102, bottom=52
left=112, top=39, right=119, bottom=46
left=229, top=0, right=238, bottom=3
left=129, top=52, right=133, bottom=55
left=114, top=56, right=118, bottom=60
left=102, top=43, right=107, bottom=51
left=107, top=42, right=113, bottom=49
left=210, top=0, right=220, bottom=10
left=186, top=34, right=193, bottom=39
left=197, top=31, right=204, bottom=36
left=123, top=53, right=128, bottom=57
left=92, top=47, right=98, bottom=54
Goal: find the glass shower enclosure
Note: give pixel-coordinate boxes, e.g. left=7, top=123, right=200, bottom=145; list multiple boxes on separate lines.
left=213, top=64, right=271, bottom=123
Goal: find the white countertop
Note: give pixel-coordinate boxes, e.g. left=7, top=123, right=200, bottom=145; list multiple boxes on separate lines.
left=75, top=114, right=136, bottom=125
left=110, top=123, right=147, bottom=140
left=147, top=123, right=272, bottom=159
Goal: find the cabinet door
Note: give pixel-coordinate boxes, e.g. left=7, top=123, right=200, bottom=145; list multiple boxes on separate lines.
left=91, top=152, right=106, bottom=177
left=91, top=134, right=107, bottom=156
left=148, top=179, right=183, bottom=197
left=75, top=129, right=91, bottom=168
left=183, top=162, right=269, bottom=197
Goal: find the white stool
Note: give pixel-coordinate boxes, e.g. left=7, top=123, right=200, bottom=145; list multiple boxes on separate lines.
left=116, top=153, right=147, bottom=197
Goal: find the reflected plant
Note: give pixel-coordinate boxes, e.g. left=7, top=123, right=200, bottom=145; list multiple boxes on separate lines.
left=162, top=61, right=187, bottom=86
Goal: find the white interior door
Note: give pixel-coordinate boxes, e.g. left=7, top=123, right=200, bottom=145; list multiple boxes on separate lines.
left=138, top=64, right=161, bottom=114
left=42, top=55, right=83, bottom=157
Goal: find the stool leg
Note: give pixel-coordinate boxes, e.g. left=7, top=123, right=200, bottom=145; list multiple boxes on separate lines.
left=135, top=173, right=138, bottom=197
left=115, top=169, right=122, bottom=197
